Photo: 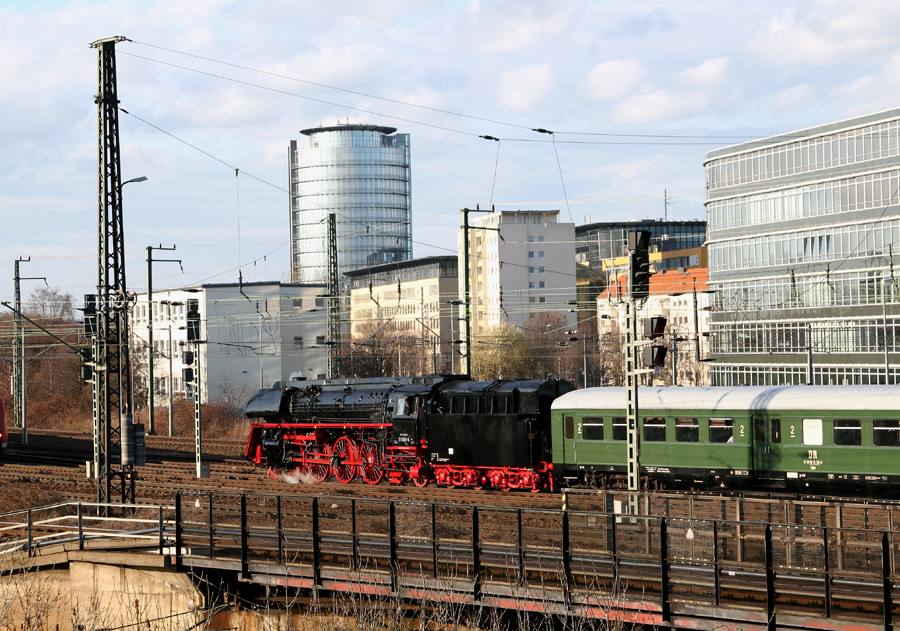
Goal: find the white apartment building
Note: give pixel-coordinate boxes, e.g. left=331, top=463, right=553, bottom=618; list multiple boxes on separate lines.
left=461, top=209, right=576, bottom=334
left=131, top=281, right=328, bottom=405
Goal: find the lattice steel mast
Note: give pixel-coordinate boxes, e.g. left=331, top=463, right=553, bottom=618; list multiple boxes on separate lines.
left=91, top=36, right=135, bottom=508
left=326, top=213, right=341, bottom=378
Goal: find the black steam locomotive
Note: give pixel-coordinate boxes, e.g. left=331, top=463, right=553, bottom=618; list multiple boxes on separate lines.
left=244, top=375, right=574, bottom=491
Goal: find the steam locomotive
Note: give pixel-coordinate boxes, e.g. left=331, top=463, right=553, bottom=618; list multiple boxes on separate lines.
left=244, top=376, right=575, bottom=491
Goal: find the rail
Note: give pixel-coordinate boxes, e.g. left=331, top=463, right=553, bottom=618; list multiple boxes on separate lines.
left=1, top=493, right=898, bottom=630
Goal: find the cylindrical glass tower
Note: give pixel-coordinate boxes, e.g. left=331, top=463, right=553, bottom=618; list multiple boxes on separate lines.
left=289, top=124, right=412, bottom=283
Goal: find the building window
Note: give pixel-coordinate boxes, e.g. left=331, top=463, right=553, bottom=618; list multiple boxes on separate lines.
left=315, top=298, right=326, bottom=308
left=538, top=251, right=545, bottom=259
left=538, top=236, right=545, bottom=242
left=539, top=297, right=545, bottom=303
left=528, top=236, right=534, bottom=243
left=294, top=336, right=304, bottom=348
left=529, top=267, right=535, bottom=274
left=539, top=281, right=545, bottom=289
left=528, top=251, right=535, bottom=259
left=529, top=297, right=536, bottom=303
left=539, top=267, right=545, bottom=274
left=528, top=282, right=535, bottom=289
left=293, top=298, right=303, bottom=309
left=316, top=335, right=325, bottom=345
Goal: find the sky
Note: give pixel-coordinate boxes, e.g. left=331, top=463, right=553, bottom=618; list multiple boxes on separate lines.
left=3, top=0, right=900, bottom=305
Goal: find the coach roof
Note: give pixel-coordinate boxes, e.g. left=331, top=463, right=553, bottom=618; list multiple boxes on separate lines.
left=552, top=386, right=900, bottom=413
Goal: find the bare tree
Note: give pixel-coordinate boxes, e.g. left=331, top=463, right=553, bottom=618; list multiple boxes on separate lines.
left=470, top=322, right=530, bottom=380
left=26, top=287, right=74, bottom=320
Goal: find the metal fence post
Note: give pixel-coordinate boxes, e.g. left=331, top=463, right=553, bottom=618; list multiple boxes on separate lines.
left=660, top=518, right=670, bottom=623
left=277, top=495, right=284, bottom=566
left=208, top=491, right=214, bottom=559
left=77, top=503, right=84, bottom=551
left=517, top=508, right=525, bottom=586
left=883, top=531, right=892, bottom=631
left=174, top=492, right=183, bottom=571
left=765, top=524, right=775, bottom=631
left=823, top=526, right=831, bottom=618
left=432, top=503, right=438, bottom=580
left=351, top=499, right=358, bottom=571
left=561, top=510, right=571, bottom=609
left=713, top=520, right=720, bottom=607
left=472, top=506, right=481, bottom=602
left=311, top=497, right=320, bottom=599
left=26, top=510, right=32, bottom=557
left=158, top=505, right=164, bottom=556
left=240, top=494, right=248, bottom=580
left=389, top=501, right=398, bottom=594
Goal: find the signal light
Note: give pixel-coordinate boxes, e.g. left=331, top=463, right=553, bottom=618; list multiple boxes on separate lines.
left=643, top=317, right=667, bottom=339
left=183, top=367, right=194, bottom=383
left=183, top=350, right=194, bottom=365
left=83, top=294, right=97, bottom=337
left=186, top=299, right=200, bottom=341
left=79, top=349, right=93, bottom=383
left=627, top=231, right=652, bottom=300
left=643, top=345, right=668, bottom=367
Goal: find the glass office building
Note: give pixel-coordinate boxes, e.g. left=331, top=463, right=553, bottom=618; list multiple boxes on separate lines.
left=705, top=108, right=900, bottom=385
left=289, top=124, right=412, bottom=284
left=575, top=220, right=706, bottom=271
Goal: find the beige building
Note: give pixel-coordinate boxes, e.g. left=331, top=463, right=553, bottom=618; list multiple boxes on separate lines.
left=461, top=209, right=576, bottom=336
left=346, top=256, right=459, bottom=375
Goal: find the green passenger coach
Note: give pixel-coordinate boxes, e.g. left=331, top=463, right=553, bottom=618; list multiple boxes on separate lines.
left=550, top=386, right=900, bottom=495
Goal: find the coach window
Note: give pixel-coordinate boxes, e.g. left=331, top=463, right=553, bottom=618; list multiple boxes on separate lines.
left=709, top=418, right=733, bottom=443
left=612, top=417, right=627, bottom=440
left=583, top=417, right=603, bottom=440
left=675, top=417, right=699, bottom=442
left=643, top=417, right=667, bottom=442
left=874, top=420, right=900, bottom=446
left=771, top=418, right=781, bottom=443
left=834, top=419, right=861, bottom=446
left=803, top=419, right=823, bottom=445
left=565, top=416, right=575, bottom=440
left=753, top=417, right=765, bottom=443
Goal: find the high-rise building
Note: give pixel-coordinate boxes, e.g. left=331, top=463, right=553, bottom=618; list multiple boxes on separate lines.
left=289, top=124, right=412, bottom=284
left=705, top=108, right=900, bottom=386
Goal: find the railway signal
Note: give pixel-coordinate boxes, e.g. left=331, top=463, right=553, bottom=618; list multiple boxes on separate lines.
left=627, top=230, right=652, bottom=300
left=643, top=316, right=668, bottom=367
left=186, top=299, right=200, bottom=341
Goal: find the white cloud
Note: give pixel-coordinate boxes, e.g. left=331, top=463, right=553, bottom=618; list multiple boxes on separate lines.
left=748, top=6, right=900, bottom=63
left=612, top=89, right=706, bottom=125
left=681, top=57, right=729, bottom=87
left=581, top=59, right=646, bottom=101
left=468, top=1, right=579, bottom=53
left=775, top=83, right=814, bottom=113
left=498, top=64, right=553, bottom=111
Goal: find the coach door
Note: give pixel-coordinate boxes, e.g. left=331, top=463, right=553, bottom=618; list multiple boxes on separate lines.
left=752, top=415, right=782, bottom=480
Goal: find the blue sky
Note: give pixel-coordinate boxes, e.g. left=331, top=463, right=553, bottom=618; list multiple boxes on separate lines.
left=2, top=0, right=900, bottom=302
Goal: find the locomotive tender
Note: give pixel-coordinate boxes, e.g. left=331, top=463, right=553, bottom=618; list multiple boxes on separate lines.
left=552, top=385, right=900, bottom=495
left=244, top=376, right=575, bottom=491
